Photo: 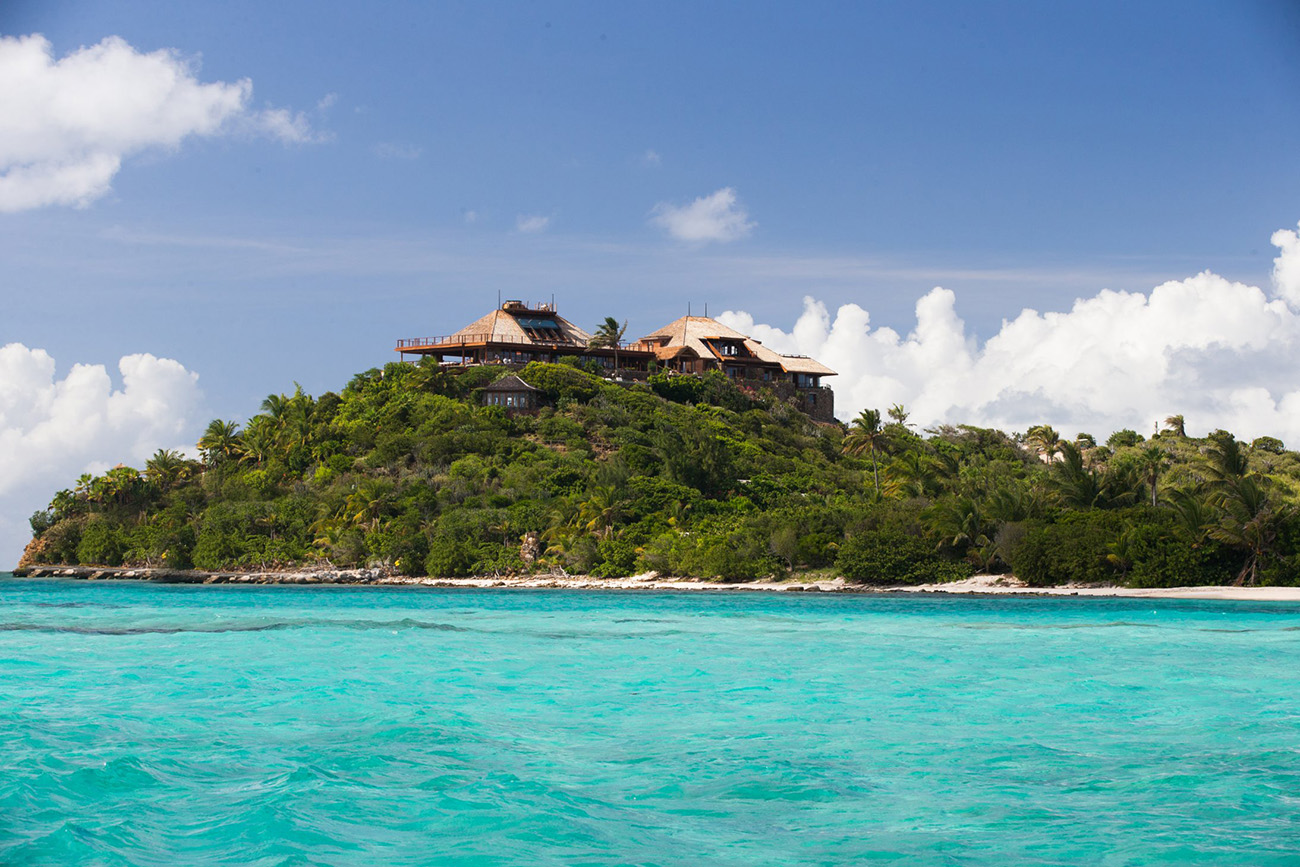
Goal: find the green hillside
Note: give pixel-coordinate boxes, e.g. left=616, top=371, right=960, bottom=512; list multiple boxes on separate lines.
left=20, top=360, right=1300, bottom=586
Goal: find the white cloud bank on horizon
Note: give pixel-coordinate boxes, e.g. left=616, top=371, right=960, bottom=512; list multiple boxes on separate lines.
left=0, top=345, right=204, bottom=566
left=0, top=33, right=321, bottom=213
left=719, top=220, right=1300, bottom=445
left=651, top=187, right=754, bottom=243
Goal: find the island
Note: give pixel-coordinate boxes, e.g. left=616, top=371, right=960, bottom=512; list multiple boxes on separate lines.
left=14, top=304, right=1300, bottom=592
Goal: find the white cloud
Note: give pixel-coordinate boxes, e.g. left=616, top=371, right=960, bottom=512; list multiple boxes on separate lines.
left=373, top=141, right=422, bottom=160
left=643, top=149, right=662, bottom=166
left=0, top=345, right=204, bottom=566
left=462, top=209, right=479, bottom=224
left=0, top=33, right=322, bottom=213
left=1271, top=219, right=1300, bottom=307
left=516, top=214, right=550, bottom=233
left=651, top=187, right=754, bottom=243
left=718, top=221, right=1300, bottom=444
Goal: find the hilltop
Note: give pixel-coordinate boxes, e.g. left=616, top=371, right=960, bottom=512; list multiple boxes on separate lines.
left=17, top=359, right=1300, bottom=588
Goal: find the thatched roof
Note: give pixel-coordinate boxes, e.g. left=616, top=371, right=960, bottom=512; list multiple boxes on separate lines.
left=638, top=315, right=835, bottom=376
left=482, top=374, right=541, bottom=393
left=447, top=307, right=592, bottom=346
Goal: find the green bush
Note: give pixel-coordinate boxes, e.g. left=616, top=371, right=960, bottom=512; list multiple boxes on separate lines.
left=75, top=518, right=126, bottom=566
left=649, top=373, right=705, bottom=404
left=519, top=362, right=602, bottom=402
left=1008, top=511, right=1131, bottom=586
left=836, top=530, right=971, bottom=584
left=41, top=518, right=84, bottom=564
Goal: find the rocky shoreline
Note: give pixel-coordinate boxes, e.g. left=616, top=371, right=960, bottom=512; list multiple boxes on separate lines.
left=9, top=566, right=1300, bottom=601
left=8, top=564, right=860, bottom=592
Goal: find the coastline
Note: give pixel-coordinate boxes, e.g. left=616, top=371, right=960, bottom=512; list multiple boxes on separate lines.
left=8, top=565, right=1300, bottom=601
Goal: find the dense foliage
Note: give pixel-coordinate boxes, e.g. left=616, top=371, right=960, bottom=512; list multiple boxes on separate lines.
left=22, top=363, right=1300, bottom=586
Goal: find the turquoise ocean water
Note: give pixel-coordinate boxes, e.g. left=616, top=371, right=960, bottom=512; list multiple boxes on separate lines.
left=2, top=575, right=1299, bottom=865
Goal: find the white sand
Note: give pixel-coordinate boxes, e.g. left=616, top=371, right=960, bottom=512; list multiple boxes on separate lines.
left=896, top=573, right=1300, bottom=601
left=388, top=572, right=1300, bottom=601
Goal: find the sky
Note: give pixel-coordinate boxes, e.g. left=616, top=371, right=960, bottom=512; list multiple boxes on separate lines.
left=2, top=1, right=1300, bottom=565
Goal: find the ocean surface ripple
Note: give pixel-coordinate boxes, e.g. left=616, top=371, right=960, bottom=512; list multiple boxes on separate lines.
left=2, top=576, right=1299, bottom=866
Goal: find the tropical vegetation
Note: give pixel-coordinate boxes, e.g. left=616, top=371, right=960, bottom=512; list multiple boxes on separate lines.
left=21, top=357, right=1300, bottom=587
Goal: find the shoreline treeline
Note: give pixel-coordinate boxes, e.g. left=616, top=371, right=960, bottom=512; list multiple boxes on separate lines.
left=20, top=359, right=1300, bottom=587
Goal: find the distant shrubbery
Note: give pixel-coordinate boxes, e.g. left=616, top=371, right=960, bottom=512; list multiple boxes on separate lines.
left=22, top=359, right=1300, bottom=587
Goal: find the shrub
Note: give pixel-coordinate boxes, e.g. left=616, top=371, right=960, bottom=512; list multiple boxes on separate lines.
left=836, top=530, right=971, bottom=585
left=519, top=362, right=602, bottom=403
left=1107, top=429, right=1144, bottom=449
left=1008, top=510, right=1137, bottom=586
left=76, top=518, right=126, bottom=566
left=649, top=373, right=705, bottom=404
left=41, top=518, right=85, bottom=564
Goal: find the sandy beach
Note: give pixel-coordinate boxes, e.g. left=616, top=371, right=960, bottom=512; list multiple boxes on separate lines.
left=11, top=565, right=1300, bottom=601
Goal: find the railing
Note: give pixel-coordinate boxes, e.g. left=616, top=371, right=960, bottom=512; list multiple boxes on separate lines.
left=396, top=333, right=574, bottom=349
left=396, top=334, right=646, bottom=351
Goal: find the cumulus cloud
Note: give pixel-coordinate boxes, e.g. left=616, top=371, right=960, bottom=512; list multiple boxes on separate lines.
left=1271, top=219, right=1300, bottom=307
left=0, top=345, right=204, bottom=566
left=0, top=33, right=322, bottom=213
left=718, top=221, right=1300, bottom=444
left=651, top=187, right=754, bottom=243
left=516, top=214, right=550, bottom=233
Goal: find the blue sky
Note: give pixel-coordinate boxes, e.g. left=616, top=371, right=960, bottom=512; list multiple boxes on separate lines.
left=3, top=1, right=1300, bottom=561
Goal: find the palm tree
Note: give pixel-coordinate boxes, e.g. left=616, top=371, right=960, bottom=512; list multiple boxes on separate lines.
left=1049, top=442, right=1141, bottom=510
left=1207, top=475, right=1287, bottom=586
left=1137, top=444, right=1169, bottom=508
left=887, top=450, right=939, bottom=498
left=239, top=419, right=275, bottom=465
left=1205, top=433, right=1249, bottom=485
left=1026, top=424, right=1063, bottom=462
left=1167, top=488, right=1211, bottom=545
left=198, top=419, right=243, bottom=467
left=345, top=479, right=394, bottom=533
left=579, top=485, right=624, bottom=539
left=887, top=404, right=914, bottom=429
left=1163, top=414, right=1186, bottom=437
left=927, top=496, right=996, bottom=569
left=1048, top=442, right=1103, bottom=508
left=843, top=408, right=889, bottom=496
left=588, top=317, right=628, bottom=376
left=145, top=449, right=192, bottom=492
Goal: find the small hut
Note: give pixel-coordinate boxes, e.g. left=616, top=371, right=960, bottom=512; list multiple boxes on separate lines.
left=482, top=374, right=541, bottom=413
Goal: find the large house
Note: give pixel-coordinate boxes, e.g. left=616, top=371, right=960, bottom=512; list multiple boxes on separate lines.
left=396, top=301, right=836, bottom=420
left=396, top=300, right=653, bottom=373
left=634, top=315, right=835, bottom=419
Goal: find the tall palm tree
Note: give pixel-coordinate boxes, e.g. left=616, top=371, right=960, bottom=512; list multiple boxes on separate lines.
left=1137, top=444, right=1169, bottom=508
left=1163, top=414, right=1186, bottom=437
left=588, top=317, right=628, bottom=375
left=843, top=408, right=888, bottom=497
